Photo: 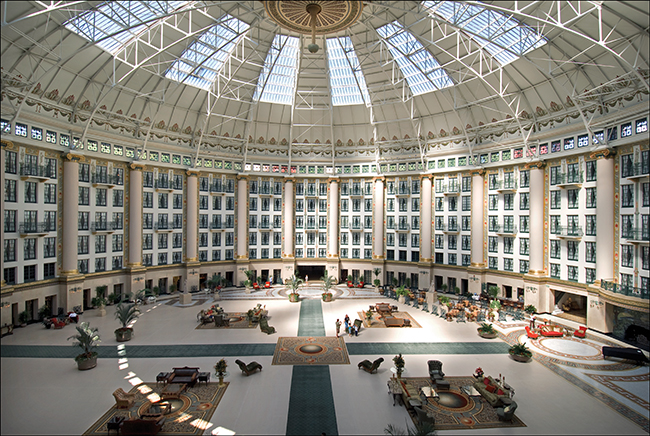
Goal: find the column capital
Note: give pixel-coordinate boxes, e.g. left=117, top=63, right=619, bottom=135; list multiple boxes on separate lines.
left=327, top=177, right=339, bottom=184
left=419, top=174, right=432, bottom=181
left=524, top=161, right=546, bottom=170
left=129, top=162, right=146, bottom=171
left=236, top=174, right=249, bottom=181
left=589, top=148, right=616, bottom=160
left=186, top=169, right=200, bottom=177
left=470, top=168, right=485, bottom=177
left=64, top=152, right=84, bottom=162
left=1, top=138, right=15, bottom=149
left=284, top=176, right=297, bottom=183
left=372, top=176, right=385, bottom=183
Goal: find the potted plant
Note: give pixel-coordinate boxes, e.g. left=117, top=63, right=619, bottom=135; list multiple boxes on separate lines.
left=247, top=309, right=255, bottom=327
left=114, top=303, right=140, bottom=342
left=454, top=286, right=461, bottom=295
left=244, top=270, right=255, bottom=293
left=214, top=358, right=228, bottom=386
left=438, top=295, right=451, bottom=308
left=321, top=271, right=334, bottom=302
left=365, top=310, right=373, bottom=326
left=405, top=278, right=411, bottom=289
left=347, top=274, right=354, bottom=287
left=373, top=268, right=381, bottom=293
left=392, top=353, right=405, bottom=378
left=395, top=286, right=409, bottom=304
left=477, top=322, right=498, bottom=339
left=488, top=285, right=499, bottom=300
left=391, top=277, right=398, bottom=289
left=91, top=286, right=108, bottom=316
left=287, top=274, right=303, bottom=302
left=524, top=304, right=537, bottom=315
left=18, top=310, right=30, bottom=327
left=68, top=321, right=101, bottom=370
left=107, top=293, right=119, bottom=306
left=169, top=283, right=177, bottom=294
left=440, top=283, right=448, bottom=293
left=473, top=367, right=484, bottom=379
left=509, top=343, right=533, bottom=362
left=374, top=279, right=382, bottom=294
left=38, top=304, right=51, bottom=322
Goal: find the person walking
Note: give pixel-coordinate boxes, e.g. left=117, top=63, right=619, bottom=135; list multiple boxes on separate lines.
left=344, top=314, right=350, bottom=334
left=335, top=319, right=342, bottom=338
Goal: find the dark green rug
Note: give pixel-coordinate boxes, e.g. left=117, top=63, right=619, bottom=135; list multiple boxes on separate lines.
left=287, top=366, right=338, bottom=436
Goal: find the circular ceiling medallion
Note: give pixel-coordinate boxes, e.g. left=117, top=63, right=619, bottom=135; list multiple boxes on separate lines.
left=264, top=1, right=364, bottom=35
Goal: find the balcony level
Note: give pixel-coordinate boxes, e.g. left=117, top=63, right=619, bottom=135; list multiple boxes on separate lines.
left=91, top=222, right=118, bottom=234
left=601, top=280, right=649, bottom=300
left=626, top=162, right=650, bottom=181
left=442, top=224, right=459, bottom=234
left=555, top=172, right=583, bottom=189
left=495, top=225, right=518, bottom=236
left=442, top=184, right=460, bottom=195
left=552, top=225, right=583, bottom=239
left=496, top=180, right=518, bottom=193
left=622, top=228, right=649, bottom=245
left=154, top=223, right=173, bottom=232
left=20, top=164, right=52, bottom=182
left=19, top=222, right=52, bottom=236
left=92, top=173, right=119, bottom=188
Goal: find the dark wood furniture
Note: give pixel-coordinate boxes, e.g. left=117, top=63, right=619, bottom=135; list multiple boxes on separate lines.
left=161, top=383, right=187, bottom=400
left=120, top=417, right=166, bottom=435
left=602, top=346, right=649, bottom=364
left=198, top=372, right=210, bottom=385
left=156, top=372, right=170, bottom=385
left=167, top=366, right=199, bottom=387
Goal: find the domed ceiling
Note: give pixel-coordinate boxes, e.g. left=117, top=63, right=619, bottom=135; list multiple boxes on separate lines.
left=1, top=1, right=648, bottom=164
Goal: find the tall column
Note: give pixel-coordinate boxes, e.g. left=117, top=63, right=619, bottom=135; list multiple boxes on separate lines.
left=373, top=177, right=385, bottom=259
left=186, top=171, right=199, bottom=263
left=128, top=164, right=144, bottom=267
left=420, top=176, right=432, bottom=262
left=0, top=142, right=6, bottom=287
left=528, top=163, right=546, bottom=275
left=283, top=178, right=295, bottom=281
left=326, top=178, right=340, bottom=281
left=235, top=176, right=249, bottom=286
left=595, top=151, right=615, bottom=283
left=62, top=153, right=81, bottom=275
left=470, top=170, right=485, bottom=267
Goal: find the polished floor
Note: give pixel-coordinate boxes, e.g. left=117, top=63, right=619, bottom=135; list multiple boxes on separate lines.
left=1, top=287, right=648, bottom=435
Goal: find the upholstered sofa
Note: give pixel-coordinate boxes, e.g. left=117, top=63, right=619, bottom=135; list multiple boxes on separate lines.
left=384, top=317, right=410, bottom=327
left=473, top=375, right=511, bottom=407
left=120, top=417, right=166, bottom=435
left=376, top=303, right=393, bottom=316
left=167, top=366, right=199, bottom=387
left=539, top=325, right=564, bottom=337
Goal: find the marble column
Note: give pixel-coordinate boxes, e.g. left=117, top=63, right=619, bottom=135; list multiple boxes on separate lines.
left=62, top=153, right=81, bottom=275
left=236, top=176, right=248, bottom=261
left=528, top=164, right=546, bottom=275
left=0, top=142, right=5, bottom=287
left=420, top=176, right=432, bottom=262
left=373, top=177, right=385, bottom=259
left=128, top=164, right=144, bottom=267
left=595, top=153, right=615, bottom=283
left=326, top=178, right=340, bottom=281
left=186, top=171, right=199, bottom=263
left=282, top=178, right=295, bottom=281
left=470, top=170, right=485, bottom=267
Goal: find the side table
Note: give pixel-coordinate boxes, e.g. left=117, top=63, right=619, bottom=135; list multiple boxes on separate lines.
left=156, top=372, right=170, bottom=385
left=107, top=416, right=125, bottom=435
left=198, top=372, right=210, bottom=385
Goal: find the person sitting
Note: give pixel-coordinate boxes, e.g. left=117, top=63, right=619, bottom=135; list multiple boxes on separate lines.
left=562, top=297, right=573, bottom=312
left=68, top=312, right=79, bottom=323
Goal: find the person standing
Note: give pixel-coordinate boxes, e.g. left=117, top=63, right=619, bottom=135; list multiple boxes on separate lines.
left=335, top=319, right=342, bottom=338
left=344, top=314, right=350, bottom=333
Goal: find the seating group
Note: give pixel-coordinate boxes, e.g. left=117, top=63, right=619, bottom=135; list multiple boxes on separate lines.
left=167, top=366, right=200, bottom=387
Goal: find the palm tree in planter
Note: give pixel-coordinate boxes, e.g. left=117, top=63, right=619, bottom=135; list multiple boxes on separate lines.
left=244, top=269, right=255, bottom=293
left=509, top=343, right=533, bottom=362
left=114, top=303, right=140, bottom=342
left=68, top=322, right=101, bottom=370
left=392, top=353, right=405, bottom=378
left=395, top=286, right=409, bottom=304
left=488, top=285, right=500, bottom=300
left=438, top=295, right=451, bottom=308
left=524, top=304, right=537, bottom=315
left=287, top=274, right=303, bottom=302
left=373, top=268, right=382, bottom=293
left=214, top=358, right=228, bottom=386
left=477, top=322, right=498, bottom=339
left=321, top=271, right=335, bottom=302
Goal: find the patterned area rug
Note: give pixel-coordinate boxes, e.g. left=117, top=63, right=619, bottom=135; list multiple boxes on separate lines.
left=195, top=312, right=258, bottom=329
left=358, top=311, right=422, bottom=328
left=400, top=377, right=526, bottom=431
left=272, top=336, right=350, bottom=365
left=83, top=382, right=228, bottom=436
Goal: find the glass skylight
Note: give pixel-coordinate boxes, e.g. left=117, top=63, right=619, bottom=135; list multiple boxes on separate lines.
left=65, top=1, right=187, bottom=55
left=423, top=1, right=547, bottom=65
left=254, top=35, right=300, bottom=105
left=376, top=21, right=453, bottom=96
left=326, top=37, right=370, bottom=106
left=165, top=14, right=250, bottom=90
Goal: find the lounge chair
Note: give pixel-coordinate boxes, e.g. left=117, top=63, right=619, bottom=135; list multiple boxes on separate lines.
left=259, top=317, right=275, bottom=334
left=113, top=387, right=137, bottom=409
left=428, top=360, right=445, bottom=382
left=235, top=359, right=263, bottom=376
left=264, top=281, right=271, bottom=288
left=358, top=357, right=384, bottom=374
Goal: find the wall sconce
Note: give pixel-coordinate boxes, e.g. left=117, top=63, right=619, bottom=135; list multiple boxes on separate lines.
left=0, top=301, right=10, bottom=309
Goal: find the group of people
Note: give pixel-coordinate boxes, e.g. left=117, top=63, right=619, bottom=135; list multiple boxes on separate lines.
left=335, top=314, right=359, bottom=337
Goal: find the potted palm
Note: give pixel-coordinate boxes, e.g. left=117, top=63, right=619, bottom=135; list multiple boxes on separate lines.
left=38, top=304, right=50, bottom=322
left=287, top=274, right=303, bottom=302
left=244, top=269, right=255, bottom=293
left=438, top=295, right=451, bottom=308
left=365, top=310, right=373, bottom=326
left=440, top=283, right=448, bottom=293
left=68, top=322, right=101, bottom=370
left=18, top=310, right=30, bottom=327
left=373, top=268, right=381, bottom=293
left=395, top=286, right=409, bottom=304
left=509, top=343, right=533, bottom=362
left=247, top=309, right=255, bottom=327
left=524, top=304, right=537, bottom=315
left=91, top=286, right=108, bottom=316
left=214, top=358, right=228, bottom=386
left=477, top=322, right=498, bottom=339
left=392, top=353, right=405, bottom=378
left=489, top=299, right=501, bottom=321
left=169, top=283, right=177, bottom=294
left=347, top=274, right=354, bottom=288
left=391, top=277, right=398, bottom=289
left=114, top=303, right=140, bottom=342
left=321, top=271, right=334, bottom=302
left=488, top=285, right=499, bottom=300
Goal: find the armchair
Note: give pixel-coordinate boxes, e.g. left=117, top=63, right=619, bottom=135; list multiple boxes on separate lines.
left=259, top=317, right=276, bottom=334
left=525, top=326, right=539, bottom=339
left=358, top=357, right=384, bottom=374
left=51, top=317, right=67, bottom=329
left=428, top=360, right=445, bottom=382
left=573, top=326, right=587, bottom=338
left=253, top=282, right=261, bottom=291
left=496, top=400, right=518, bottom=421
left=413, top=406, right=436, bottom=426
left=264, top=281, right=271, bottom=288
left=113, top=387, right=137, bottom=409
left=235, top=359, right=263, bottom=376
left=120, top=417, right=166, bottom=435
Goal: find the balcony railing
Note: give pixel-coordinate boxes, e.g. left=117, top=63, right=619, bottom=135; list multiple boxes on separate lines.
left=494, top=225, right=518, bottom=235
left=601, top=280, right=649, bottom=300
left=20, top=163, right=52, bottom=180
left=621, top=227, right=650, bottom=242
left=91, top=221, right=118, bottom=232
left=155, top=179, right=171, bottom=190
left=442, top=224, right=459, bottom=233
left=350, top=223, right=364, bottom=231
left=210, top=222, right=223, bottom=230
left=625, top=162, right=650, bottom=179
left=154, top=222, right=171, bottom=231
left=259, top=222, right=272, bottom=229
left=555, top=172, right=584, bottom=187
left=19, top=222, right=52, bottom=234
left=552, top=225, right=583, bottom=238
left=396, top=223, right=410, bottom=232
left=442, top=184, right=460, bottom=195
left=496, top=180, right=518, bottom=192
left=92, top=173, right=119, bottom=186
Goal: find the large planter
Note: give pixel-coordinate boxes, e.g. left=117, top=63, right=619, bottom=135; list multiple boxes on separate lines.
left=322, top=293, right=333, bottom=302
left=245, top=286, right=252, bottom=294
left=76, top=354, right=98, bottom=371
left=509, top=352, right=531, bottom=362
left=398, top=295, right=406, bottom=304
left=477, top=328, right=498, bottom=339
left=115, top=328, right=133, bottom=342
left=289, top=293, right=300, bottom=303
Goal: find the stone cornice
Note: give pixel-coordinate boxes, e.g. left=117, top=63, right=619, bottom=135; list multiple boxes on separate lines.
left=129, top=162, right=146, bottom=171
left=524, top=161, right=546, bottom=170
left=589, top=148, right=616, bottom=160
left=186, top=169, right=200, bottom=177
left=63, top=152, right=83, bottom=162
left=1, top=139, right=14, bottom=148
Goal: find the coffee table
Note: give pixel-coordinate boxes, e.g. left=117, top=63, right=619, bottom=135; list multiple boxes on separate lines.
left=461, top=385, right=481, bottom=396
left=198, top=372, right=210, bottom=385
left=419, top=385, right=439, bottom=402
left=161, top=383, right=186, bottom=400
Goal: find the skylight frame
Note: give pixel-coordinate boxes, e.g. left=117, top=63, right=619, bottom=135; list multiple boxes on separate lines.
left=423, top=1, right=548, bottom=65
left=164, top=14, right=250, bottom=91
left=376, top=21, right=454, bottom=96
left=64, top=1, right=188, bottom=55
left=326, top=37, right=371, bottom=106
left=254, top=35, right=300, bottom=105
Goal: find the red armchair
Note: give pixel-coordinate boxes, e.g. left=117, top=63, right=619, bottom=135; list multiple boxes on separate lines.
left=347, top=281, right=354, bottom=288
left=539, top=325, right=564, bottom=337
left=525, top=326, right=539, bottom=339
left=253, top=282, right=261, bottom=291
left=51, top=318, right=67, bottom=329
left=264, top=281, right=271, bottom=288
left=574, top=326, right=587, bottom=338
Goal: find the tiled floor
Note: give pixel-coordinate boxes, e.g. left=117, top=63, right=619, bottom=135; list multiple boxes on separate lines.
left=1, top=292, right=648, bottom=435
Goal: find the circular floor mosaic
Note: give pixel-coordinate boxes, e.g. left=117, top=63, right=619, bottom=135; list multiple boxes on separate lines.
left=536, top=337, right=603, bottom=360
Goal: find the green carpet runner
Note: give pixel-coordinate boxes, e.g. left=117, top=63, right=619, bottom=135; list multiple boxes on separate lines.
left=286, top=298, right=338, bottom=436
